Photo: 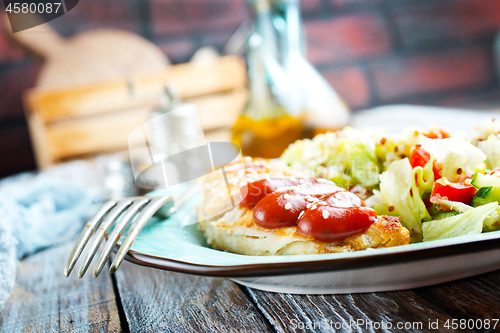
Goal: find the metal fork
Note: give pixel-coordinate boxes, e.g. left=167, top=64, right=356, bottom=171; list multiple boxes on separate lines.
left=64, top=186, right=196, bottom=278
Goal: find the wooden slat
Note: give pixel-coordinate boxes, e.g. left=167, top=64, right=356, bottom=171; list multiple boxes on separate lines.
left=43, top=90, right=246, bottom=161
left=113, top=261, right=273, bottom=332
left=247, top=288, right=457, bottom=332
left=25, top=56, right=247, bottom=123
left=25, top=111, right=52, bottom=169
left=46, top=107, right=151, bottom=161
left=191, top=89, right=247, bottom=131
left=0, top=242, right=122, bottom=332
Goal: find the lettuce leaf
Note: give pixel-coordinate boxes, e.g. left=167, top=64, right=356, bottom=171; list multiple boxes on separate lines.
left=421, top=138, right=486, bottom=181
left=422, top=202, right=498, bottom=241
left=483, top=209, right=500, bottom=232
left=280, top=127, right=379, bottom=188
left=477, top=134, right=500, bottom=170
left=378, top=158, right=430, bottom=242
left=414, top=158, right=435, bottom=195
left=433, top=197, right=473, bottom=213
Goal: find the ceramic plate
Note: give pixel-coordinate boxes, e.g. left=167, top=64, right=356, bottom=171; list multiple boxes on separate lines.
left=118, top=191, right=500, bottom=294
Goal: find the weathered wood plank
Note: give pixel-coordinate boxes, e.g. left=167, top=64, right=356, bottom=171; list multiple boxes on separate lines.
left=0, top=242, right=122, bottom=333
left=414, top=269, right=500, bottom=320
left=114, top=261, right=273, bottom=332
left=247, top=288, right=458, bottom=333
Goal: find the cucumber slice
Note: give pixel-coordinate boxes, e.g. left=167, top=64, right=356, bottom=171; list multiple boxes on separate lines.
left=433, top=211, right=460, bottom=220
left=471, top=173, right=500, bottom=189
left=471, top=186, right=500, bottom=206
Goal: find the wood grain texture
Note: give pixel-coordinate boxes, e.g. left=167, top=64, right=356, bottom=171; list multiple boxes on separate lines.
left=25, top=56, right=246, bottom=123
left=42, top=89, right=246, bottom=162
left=24, top=55, right=247, bottom=167
left=247, top=288, right=459, bottom=332
left=414, top=269, right=500, bottom=321
left=114, top=261, right=272, bottom=333
left=0, top=242, right=122, bottom=333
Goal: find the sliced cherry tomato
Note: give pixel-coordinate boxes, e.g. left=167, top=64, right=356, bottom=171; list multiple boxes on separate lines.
left=409, top=145, right=442, bottom=181
left=240, top=178, right=301, bottom=208
left=297, top=206, right=377, bottom=242
left=409, top=145, right=430, bottom=169
left=292, top=181, right=344, bottom=197
left=320, top=191, right=364, bottom=207
left=254, top=192, right=307, bottom=228
left=430, top=179, right=476, bottom=204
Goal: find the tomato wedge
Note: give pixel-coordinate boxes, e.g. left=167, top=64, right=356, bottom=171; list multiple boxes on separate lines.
left=409, top=145, right=442, bottom=181
left=430, top=179, right=476, bottom=204
left=490, top=169, right=500, bottom=178
left=423, top=128, right=450, bottom=139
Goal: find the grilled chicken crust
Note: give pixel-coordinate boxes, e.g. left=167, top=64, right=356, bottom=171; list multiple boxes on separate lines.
left=198, top=158, right=410, bottom=256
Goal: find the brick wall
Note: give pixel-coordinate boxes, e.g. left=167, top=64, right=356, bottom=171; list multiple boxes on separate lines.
left=1, top=0, right=500, bottom=177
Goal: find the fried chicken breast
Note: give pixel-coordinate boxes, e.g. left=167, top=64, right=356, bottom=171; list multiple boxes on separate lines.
left=198, top=158, right=410, bottom=256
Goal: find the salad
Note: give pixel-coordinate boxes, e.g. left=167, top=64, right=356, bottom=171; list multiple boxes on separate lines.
left=280, top=119, right=500, bottom=243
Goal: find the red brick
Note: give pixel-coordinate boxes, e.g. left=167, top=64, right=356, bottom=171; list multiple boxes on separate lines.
left=371, top=47, right=491, bottom=102
left=0, top=122, right=36, bottom=178
left=330, top=0, right=382, bottom=9
left=150, top=0, right=249, bottom=36
left=157, top=39, right=197, bottom=63
left=305, top=14, right=390, bottom=65
left=301, top=0, right=322, bottom=13
left=395, top=0, right=500, bottom=47
left=201, top=30, right=235, bottom=49
left=321, top=66, right=371, bottom=109
left=0, top=33, right=25, bottom=63
left=0, top=64, right=40, bottom=121
left=51, top=0, right=137, bottom=34
left=0, top=19, right=25, bottom=63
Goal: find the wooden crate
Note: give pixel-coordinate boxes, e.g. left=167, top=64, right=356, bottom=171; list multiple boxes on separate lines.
left=23, top=56, right=247, bottom=168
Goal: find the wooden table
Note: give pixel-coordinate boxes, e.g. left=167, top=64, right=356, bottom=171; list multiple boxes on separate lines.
left=2, top=240, right=500, bottom=332
left=4, top=106, right=500, bottom=332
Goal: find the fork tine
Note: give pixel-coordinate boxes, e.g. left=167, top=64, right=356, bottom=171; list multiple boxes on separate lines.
left=93, top=198, right=150, bottom=277
left=109, top=196, right=173, bottom=274
left=64, top=200, right=117, bottom=277
left=77, top=200, right=133, bottom=278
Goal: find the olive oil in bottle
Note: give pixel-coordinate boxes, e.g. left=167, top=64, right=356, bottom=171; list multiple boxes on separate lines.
left=232, top=0, right=303, bottom=158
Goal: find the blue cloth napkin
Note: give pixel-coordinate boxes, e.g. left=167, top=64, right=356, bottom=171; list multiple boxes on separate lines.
left=0, top=161, right=101, bottom=309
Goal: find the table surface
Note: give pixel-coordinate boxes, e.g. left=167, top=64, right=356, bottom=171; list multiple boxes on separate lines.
left=2, top=242, right=500, bottom=332
left=4, top=106, right=500, bottom=332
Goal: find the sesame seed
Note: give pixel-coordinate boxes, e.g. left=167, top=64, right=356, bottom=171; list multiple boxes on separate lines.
left=276, top=186, right=296, bottom=192
left=322, top=210, right=329, bottom=219
left=299, top=211, right=305, bottom=219
left=283, top=193, right=290, bottom=199
left=311, top=205, right=317, bottom=210
left=284, top=202, right=292, bottom=210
